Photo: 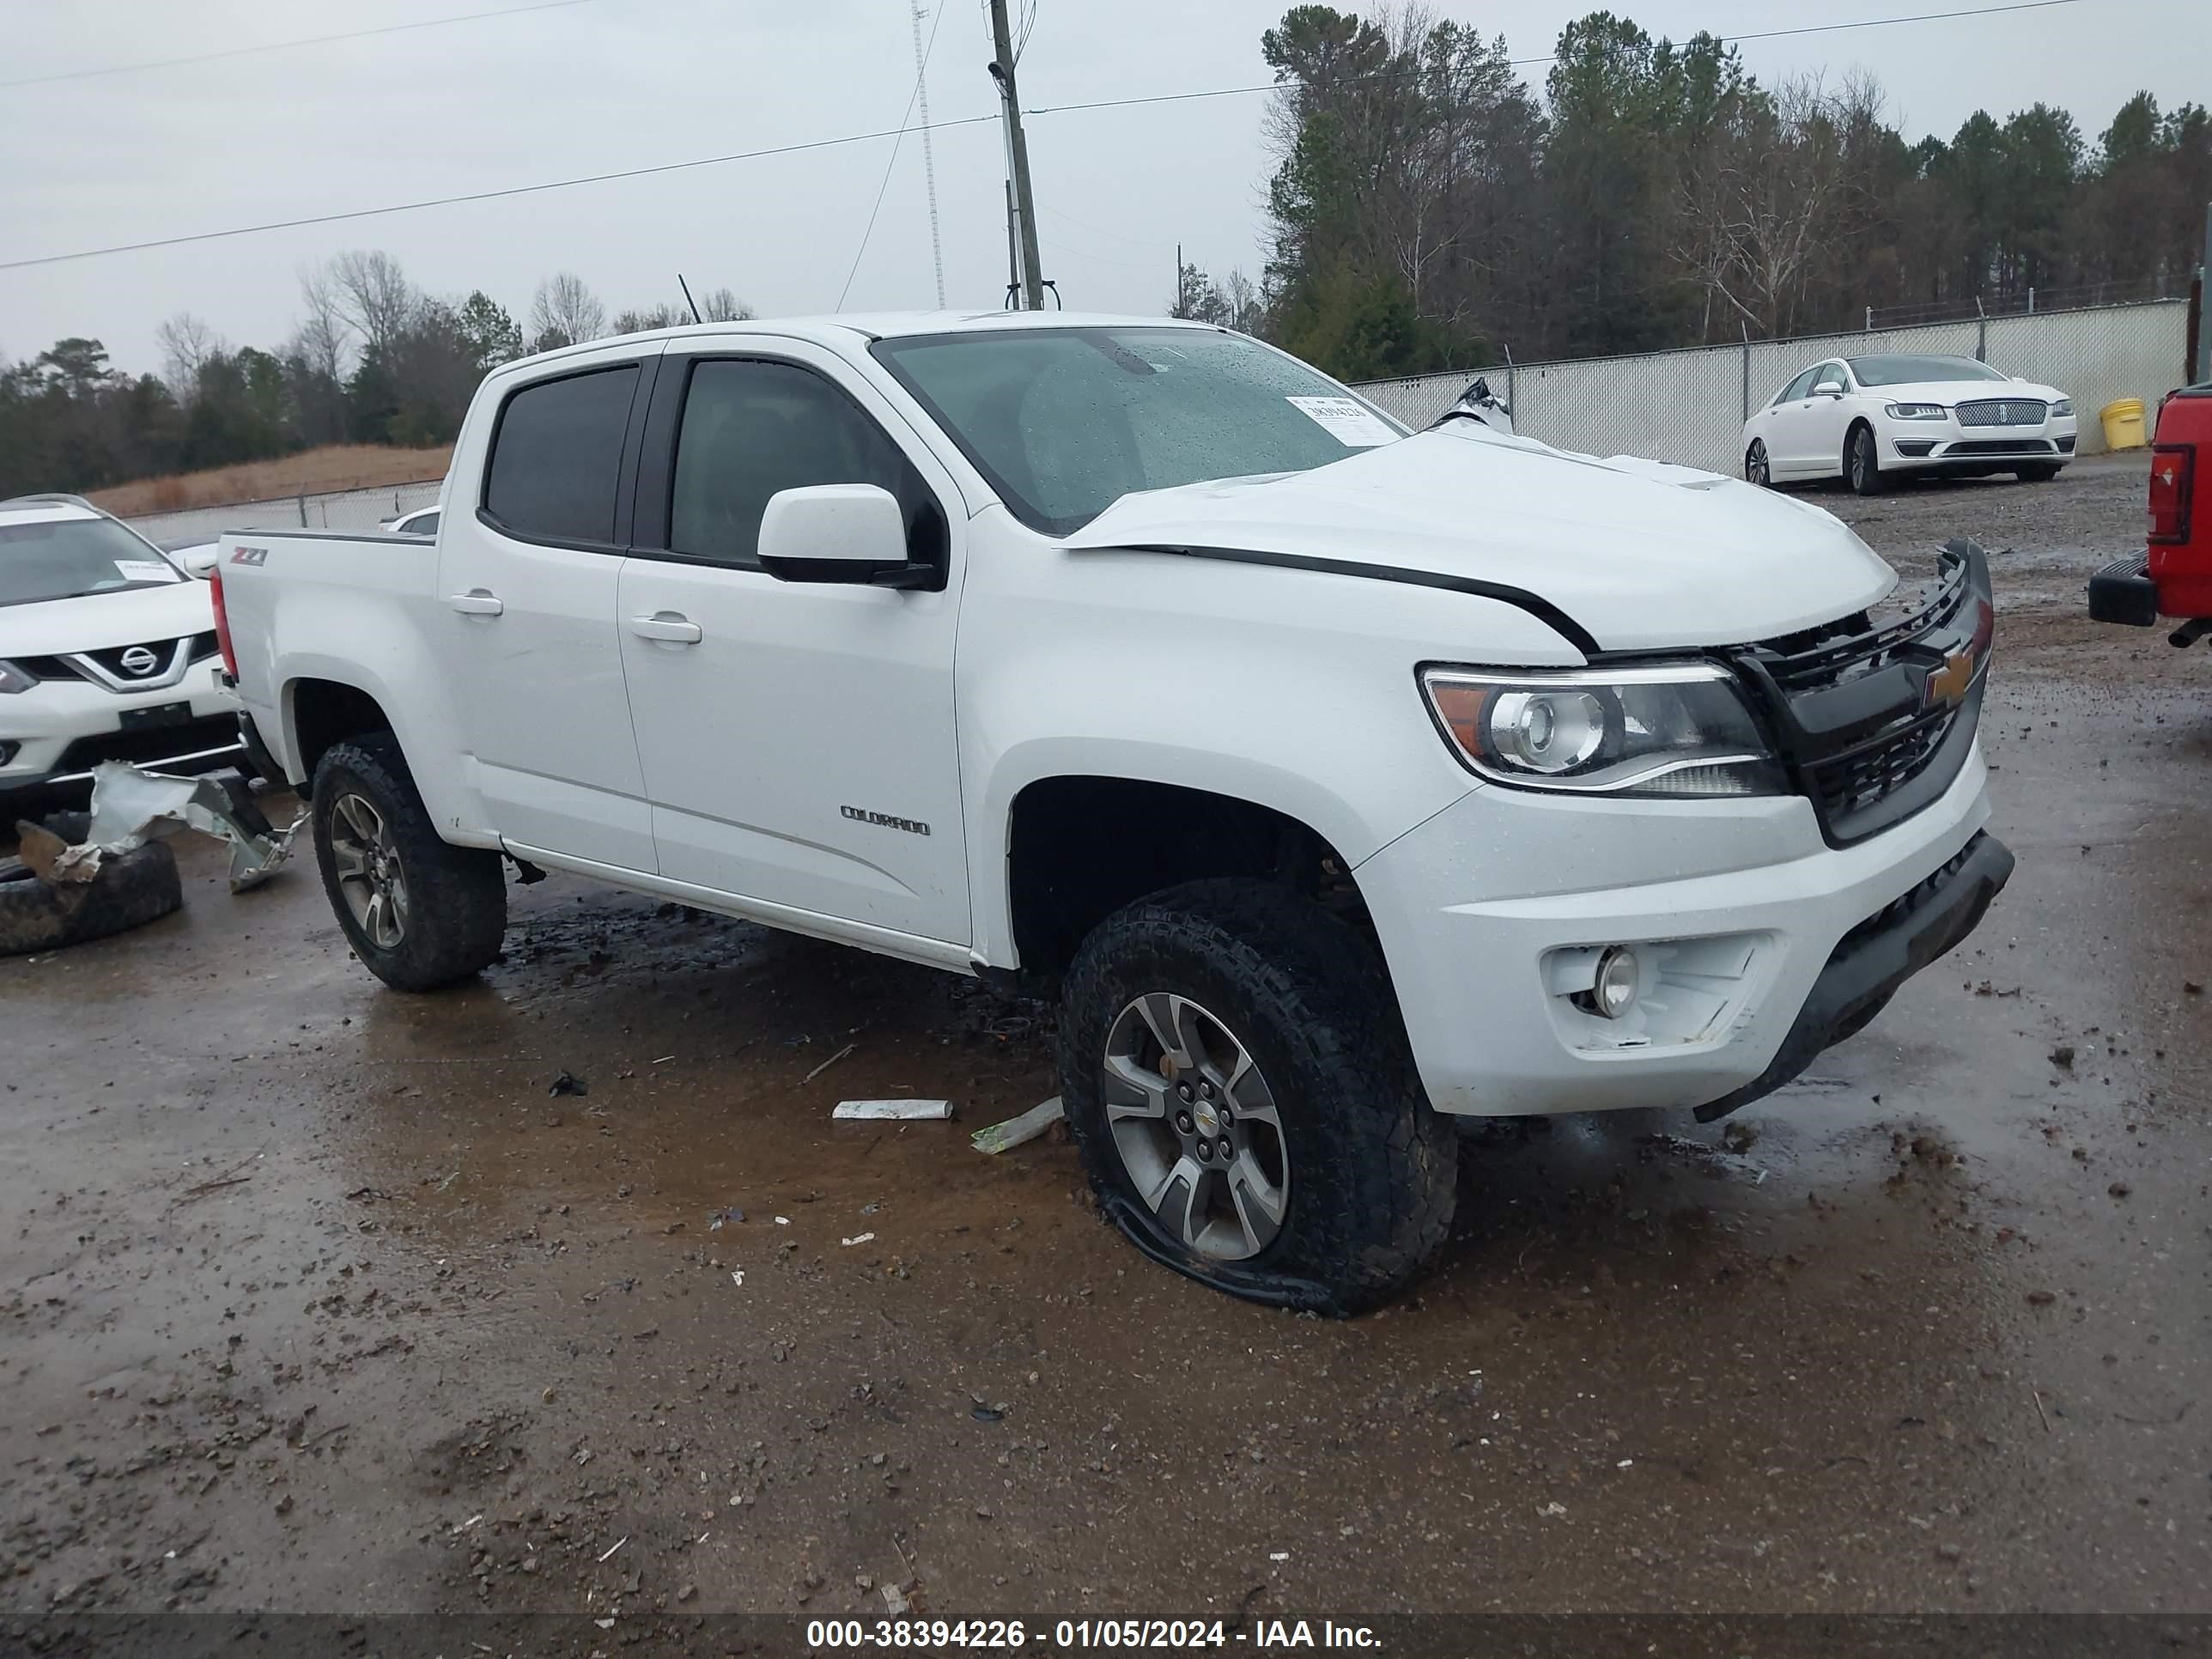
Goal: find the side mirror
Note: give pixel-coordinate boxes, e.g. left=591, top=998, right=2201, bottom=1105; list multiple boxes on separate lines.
left=757, top=484, right=933, bottom=589
left=1816, top=383, right=1844, bottom=398
left=179, top=544, right=219, bottom=579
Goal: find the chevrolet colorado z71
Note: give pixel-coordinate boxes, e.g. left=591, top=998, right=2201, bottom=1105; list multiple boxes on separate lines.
left=216, top=312, right=2012, bottom=1310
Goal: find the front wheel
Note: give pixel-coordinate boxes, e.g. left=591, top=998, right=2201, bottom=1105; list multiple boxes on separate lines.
left=312, top=732, right=507, bottom=991
left=1846, top=424, right=1885, bottom=495
left=1745, top=439, right=1771, bottom=488
left=1058, top=879, right=1456, bottom=1314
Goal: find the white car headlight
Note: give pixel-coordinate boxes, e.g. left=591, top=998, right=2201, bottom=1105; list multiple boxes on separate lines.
left=0, top=659, right=36, bottom=695
left=1420, top=664, right=1783, bottom=797
left=1885, top=402, right=1947, bottom=420
left=2050, top=398, right=2073, bottom=418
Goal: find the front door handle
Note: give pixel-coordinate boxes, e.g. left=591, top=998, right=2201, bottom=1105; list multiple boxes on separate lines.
left=448, top=590, right=503, bottom=617
left=628, top=611, right=703, bottom=644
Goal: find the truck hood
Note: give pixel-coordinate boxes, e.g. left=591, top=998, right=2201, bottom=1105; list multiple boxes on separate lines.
left=1863, top=379, right=2068, bottom=406
left=0, top=578, right=214, bottom=656
left=1061, top=425, right=1895, bottom=653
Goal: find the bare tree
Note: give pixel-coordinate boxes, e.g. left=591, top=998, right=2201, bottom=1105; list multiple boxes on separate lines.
left=529, top=273, right=607, bottom=351
left=294, top=264, right=351, bottom=380
left=155, top=313, right=226, bottom=404
left=330, top=250, right=419, bottom=362
left=696, top=286, right=752, bottom=322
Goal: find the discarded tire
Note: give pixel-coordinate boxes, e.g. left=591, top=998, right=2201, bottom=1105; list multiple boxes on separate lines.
left=0, top=833, right=184, bottom=957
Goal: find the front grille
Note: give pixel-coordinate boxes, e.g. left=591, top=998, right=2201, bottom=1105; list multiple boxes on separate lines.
left=78, top=638, right=184, bottom=680
left=1955, top=398, right=2048, bottom=427
left=1729, top=543, right=1992, bottom=847
left=1945, top=439, right=2057, bottom=456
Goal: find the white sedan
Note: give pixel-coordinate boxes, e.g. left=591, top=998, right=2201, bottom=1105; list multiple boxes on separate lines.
left=1, top=495, right=241, bottom=801
left=1743, top=353, right=2075, bottom=495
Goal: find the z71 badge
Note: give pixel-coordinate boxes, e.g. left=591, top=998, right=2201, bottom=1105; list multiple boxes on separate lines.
left=229, top=545, right=270, bottom=566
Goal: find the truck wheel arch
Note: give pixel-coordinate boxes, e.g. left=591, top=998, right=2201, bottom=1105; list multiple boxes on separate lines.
left=287, top=678, right=396, bottom=792
left=1000, top=775, right=1382, bottom=991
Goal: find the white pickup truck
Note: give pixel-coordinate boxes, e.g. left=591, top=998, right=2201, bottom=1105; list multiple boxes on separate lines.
left=216, top=311, right=2011, bottom=1310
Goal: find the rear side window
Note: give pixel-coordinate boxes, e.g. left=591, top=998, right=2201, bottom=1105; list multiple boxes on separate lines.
left=667, top=359, right=939, bottom=569
left=483, top=365, right=640, bottom=544
left=1775, top=368, right=1817, bottom=405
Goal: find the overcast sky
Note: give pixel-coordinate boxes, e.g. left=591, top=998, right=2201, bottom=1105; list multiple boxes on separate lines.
left=3, top=0, right=2205, bottom=378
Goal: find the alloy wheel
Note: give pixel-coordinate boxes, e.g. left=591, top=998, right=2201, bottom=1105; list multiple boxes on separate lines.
left=1100, top=992, right=1290, bottom=1261
left=328, top=792, right=410, bottom=951
left=1746, top=440, right=1769, bottom=486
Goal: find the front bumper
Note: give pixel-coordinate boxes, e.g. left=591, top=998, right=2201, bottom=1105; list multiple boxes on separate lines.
left=0, top=661, right=242, bottom=796
left=1887, top=416, right=2074, bottom=471
left=1357, top=745, right=1999, bottom=1117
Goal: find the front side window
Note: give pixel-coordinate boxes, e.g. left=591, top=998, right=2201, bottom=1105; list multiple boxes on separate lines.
left=0, top=514, right=183, bottom=608
left=482, top=364, right=640, bottom=545
left=872, top=326, right=1407, bottom=536
left=667, top=359, right=938, bottom=568
left=1812, top=362, right=1849, bottom=392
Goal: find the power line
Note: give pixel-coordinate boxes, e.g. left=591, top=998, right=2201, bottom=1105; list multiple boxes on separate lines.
left=1024, top=0, right=2088, bottom=115
left=0, top=0, right=2094, bottom=274
left=0, top=114, right=1000, bottom=273
left=837, top=3, right=951, bottom=311
left=0, top=0, right=600, bottom=91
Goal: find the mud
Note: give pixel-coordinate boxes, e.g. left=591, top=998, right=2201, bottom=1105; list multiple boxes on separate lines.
left=3, top=453, right=2208, bottom=1626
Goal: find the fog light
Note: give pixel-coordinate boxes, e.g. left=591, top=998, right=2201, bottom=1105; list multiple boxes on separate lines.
left=1592, top=945, right=1640, bottom=1018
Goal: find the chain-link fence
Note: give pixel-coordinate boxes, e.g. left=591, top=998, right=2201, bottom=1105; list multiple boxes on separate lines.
left=1355, top=298, right=2191, bottom=477
left=125, top=478, right=444, bottom=547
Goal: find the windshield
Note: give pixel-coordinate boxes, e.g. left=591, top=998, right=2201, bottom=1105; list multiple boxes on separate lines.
left=1846, top=355, right=2009, bottom=387
left=0, top=514, right=184, bottom=608
left=872, top=326, right=1406, bottom=535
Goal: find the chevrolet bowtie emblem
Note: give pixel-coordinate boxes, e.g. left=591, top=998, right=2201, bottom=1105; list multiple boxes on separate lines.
left=1925, top=648, right=1978, bottom=708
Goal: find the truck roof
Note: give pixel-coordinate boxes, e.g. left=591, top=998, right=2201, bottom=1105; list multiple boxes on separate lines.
left=501, top=310, right=1223, bottom=374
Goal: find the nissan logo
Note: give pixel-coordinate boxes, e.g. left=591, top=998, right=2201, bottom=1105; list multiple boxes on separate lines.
left=118, top=646, right=160, bottom=677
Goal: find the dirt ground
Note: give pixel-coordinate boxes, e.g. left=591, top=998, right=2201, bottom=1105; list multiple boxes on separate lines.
left=4, top=453, right=2209, bottom=1644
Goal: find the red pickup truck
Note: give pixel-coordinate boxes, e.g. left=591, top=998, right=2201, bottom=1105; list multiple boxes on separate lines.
left=2090, top=385, right=2212, bottom=647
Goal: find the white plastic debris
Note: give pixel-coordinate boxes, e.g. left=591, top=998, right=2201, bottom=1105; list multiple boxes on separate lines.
left=832, top=1098, right=953, bottom=1121
left=971, top=1096, right=1063, bottom=1155
left=841, top=1232, right=876, bottom=1248
left=78, top=762, right=304, bottom=891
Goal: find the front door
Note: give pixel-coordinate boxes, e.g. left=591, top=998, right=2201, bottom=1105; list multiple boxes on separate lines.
left=616, top=346, right=969, bottom=946
left=436, top=356, right=658, bottom=872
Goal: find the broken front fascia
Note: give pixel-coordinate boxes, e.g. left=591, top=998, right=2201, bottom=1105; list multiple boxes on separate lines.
left=67, top=762, right=305, bottom=891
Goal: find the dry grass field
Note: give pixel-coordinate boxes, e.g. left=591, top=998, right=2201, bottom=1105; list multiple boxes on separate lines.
left=87, top=444, right=452, bottom=516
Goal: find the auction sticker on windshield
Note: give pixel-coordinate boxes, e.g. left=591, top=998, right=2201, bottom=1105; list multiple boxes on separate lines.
left=113, top=559, right=183, bottom=583
left=1286, top=395, right=1398, bottom=447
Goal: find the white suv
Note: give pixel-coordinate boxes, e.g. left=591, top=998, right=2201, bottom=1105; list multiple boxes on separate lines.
left=0, top=495, right=241, bottom=801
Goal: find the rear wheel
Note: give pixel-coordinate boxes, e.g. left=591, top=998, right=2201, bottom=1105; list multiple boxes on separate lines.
left=1846, top=424, right=1885, bottom=495
left=312, top=733, right=507, bottom=991
left=1745, top=439, right=1771, bottom=488
left=1059, top=878, right=1456, bottom=1314
left=2014, top=464, right=2061, bottom=483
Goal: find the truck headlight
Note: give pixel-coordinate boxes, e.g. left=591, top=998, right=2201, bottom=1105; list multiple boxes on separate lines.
left=1420, top=664, right=1783, bottom=797
left=1885, top=402, right=1947, bottom=420
left=0, top=659, right=34, bottom=695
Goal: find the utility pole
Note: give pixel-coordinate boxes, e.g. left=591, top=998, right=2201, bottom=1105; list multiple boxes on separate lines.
left=987, top=0, right=1043, bottom=311
left=911, top=3, right=945, bottom=308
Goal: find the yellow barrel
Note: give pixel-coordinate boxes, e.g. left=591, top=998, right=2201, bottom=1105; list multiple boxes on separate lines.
left=2100, top=398, right=2147, bottom=450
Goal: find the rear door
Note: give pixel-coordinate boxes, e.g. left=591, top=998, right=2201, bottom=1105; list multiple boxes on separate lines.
left=436, top=352, right=660, bottom=872
left=615, top=342, right=970, bottom=946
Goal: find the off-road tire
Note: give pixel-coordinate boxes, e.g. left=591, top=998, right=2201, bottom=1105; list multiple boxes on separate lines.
left=1059, top=878, right=1456, bottom=1315
left=0, top=836, right=182, bottom=957
left=1846, top=423, right=1885, bottom=495
left=312, top=732, right=506, bottom=991
left=2014, top=464, right=2062, bottom=483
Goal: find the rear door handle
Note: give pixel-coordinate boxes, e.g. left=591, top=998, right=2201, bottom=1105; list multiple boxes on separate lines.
left=448, top=590, right=503, bottom=616
left=628, top=612, right=703, bottom=644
